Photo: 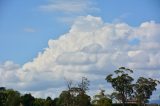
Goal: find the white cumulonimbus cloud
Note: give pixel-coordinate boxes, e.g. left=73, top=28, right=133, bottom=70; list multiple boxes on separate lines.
left=0, top=15, right=160, bottom=99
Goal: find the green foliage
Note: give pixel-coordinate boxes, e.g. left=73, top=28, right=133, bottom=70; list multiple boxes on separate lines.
left=92, top=90, right=112, bottom=106
left=106, top=67, right=134, bottom=106
left=93, top=97, right=112, bottom=106
left=33, top=98, right=45, bottom=106
left=44, top=96, right=53, bottom=106
left=33, top=97, right=56, bottom=106
left=76, top=93, right=91, bottom=106
left=21, top=93, right=35, bottom=106
left=52, top=98, right=59, bottom=106
left=105, top=67, right=159, bottom=106
left=0, top=87, right=21, bottom=106
left=99, top=98, right=111, bottom=106
left=57, top=77, right=91, bottom=106
left=107, top=92, right=122, bottom=103
left=5, top=89, right=21, bottom=106
left=112, top=103, right=137, bottom=106
left=57, top=90, right=72, bottom=106
left=57, top=89, right=91, bottom=106
left=0, top=88, right=8, bottom=106
left=134, top=77, right=160, bottom=105
left=0, top=69, right=159, bottom=106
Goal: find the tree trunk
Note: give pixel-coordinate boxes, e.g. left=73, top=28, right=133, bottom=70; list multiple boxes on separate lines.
left=121, top=93, right=125, bottom=106
left=122, top=97, right=125, bottom=106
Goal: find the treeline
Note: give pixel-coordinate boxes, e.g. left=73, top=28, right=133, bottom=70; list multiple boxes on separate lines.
left=0, top=67, right=159, bottom=106
left=0, top=87, right=57, bottom=106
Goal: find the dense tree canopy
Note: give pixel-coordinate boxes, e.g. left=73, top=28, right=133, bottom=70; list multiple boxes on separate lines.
left=21, top=94, right=35, bottom=106
left=0, top=88, right=21, bottom=106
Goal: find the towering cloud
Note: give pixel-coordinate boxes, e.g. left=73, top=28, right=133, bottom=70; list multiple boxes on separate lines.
left=0, top=15, right=160, bottom=99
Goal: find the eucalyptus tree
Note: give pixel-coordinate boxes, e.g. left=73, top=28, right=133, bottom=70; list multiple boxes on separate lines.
left=134, top=77, right=160, bottom=106
left=106, top=67, right=134, bottom=106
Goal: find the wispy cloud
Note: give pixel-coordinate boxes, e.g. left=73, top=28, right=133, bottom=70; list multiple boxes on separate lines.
left=39, top=0, right=99, bottom=14
left=39, top=0, right=100, bottom=24
left=113, top=13, right=132, bottom=23
left=24, top=28, right=36, bottom=33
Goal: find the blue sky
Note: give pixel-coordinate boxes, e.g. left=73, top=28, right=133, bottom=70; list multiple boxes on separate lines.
left=0, top=0, right=160, bottom=64
left=0, top=0, right=160, bottom=100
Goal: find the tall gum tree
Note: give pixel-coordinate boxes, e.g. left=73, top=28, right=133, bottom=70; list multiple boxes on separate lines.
left=106, top=67, right=134, bottom=106
left=134, top=77, right=160, bottom=106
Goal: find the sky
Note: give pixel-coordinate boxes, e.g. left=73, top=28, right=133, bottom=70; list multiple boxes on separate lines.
left=0, top=0, right=160, bottom=101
